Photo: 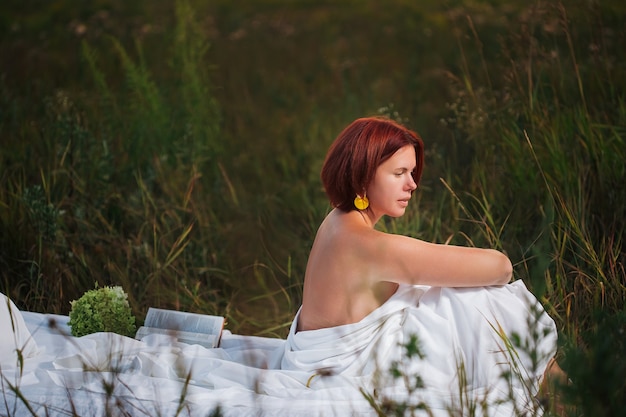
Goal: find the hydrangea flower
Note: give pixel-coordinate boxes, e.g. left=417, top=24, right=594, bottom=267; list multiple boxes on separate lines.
left=68, top=285, right=136, bottom=337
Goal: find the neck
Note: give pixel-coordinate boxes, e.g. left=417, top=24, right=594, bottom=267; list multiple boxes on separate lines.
left=357, top=209, right=376, bottom=228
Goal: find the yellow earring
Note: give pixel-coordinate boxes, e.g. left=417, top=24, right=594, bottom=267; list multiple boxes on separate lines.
left=354, top=194, right=369, bottom=210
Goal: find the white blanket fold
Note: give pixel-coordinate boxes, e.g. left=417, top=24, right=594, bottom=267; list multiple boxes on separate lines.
left=280, top=281, right=557, bottom=414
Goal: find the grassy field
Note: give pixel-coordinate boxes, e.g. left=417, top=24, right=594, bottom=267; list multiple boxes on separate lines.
left=1, top=0, right=625, bottom=414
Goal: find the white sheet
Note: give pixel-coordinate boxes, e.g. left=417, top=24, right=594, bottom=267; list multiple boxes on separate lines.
left=0, top=281, right=557, bottom=416
left=0, top=294, right=39, bottom=366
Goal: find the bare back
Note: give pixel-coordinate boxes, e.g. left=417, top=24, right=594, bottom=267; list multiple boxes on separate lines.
left=297, top=209, right=398, bottom=331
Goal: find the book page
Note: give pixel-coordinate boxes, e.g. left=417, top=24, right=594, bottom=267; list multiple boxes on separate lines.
left=144, top=308, right=224, bottom=335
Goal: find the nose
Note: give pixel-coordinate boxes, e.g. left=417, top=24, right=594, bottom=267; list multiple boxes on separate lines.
left=407, top=173, right=417, bottom=191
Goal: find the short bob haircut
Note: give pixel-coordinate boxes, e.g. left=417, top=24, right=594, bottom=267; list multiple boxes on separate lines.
left=321, top=116, right=424, bottom=212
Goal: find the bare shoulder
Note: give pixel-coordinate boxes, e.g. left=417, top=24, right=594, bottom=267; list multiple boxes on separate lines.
left=316, top=209, right=369, bottom=242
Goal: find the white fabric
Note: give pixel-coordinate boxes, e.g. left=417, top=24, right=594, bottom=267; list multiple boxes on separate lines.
left=0, top=293, right=38, bottom=368
left=0, top=282, right=557, bottom=416
left=282, top=281, right=558, bottom=414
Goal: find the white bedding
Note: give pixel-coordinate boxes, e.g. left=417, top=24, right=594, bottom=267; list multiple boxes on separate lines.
left=1, top=281, right=557, bottom=416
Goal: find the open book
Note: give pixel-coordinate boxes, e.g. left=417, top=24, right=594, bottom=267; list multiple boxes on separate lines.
left=135, top=307, right=225, bottom=348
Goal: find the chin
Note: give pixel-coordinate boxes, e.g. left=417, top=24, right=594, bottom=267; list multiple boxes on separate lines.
left=389, top=209, right=407, bottom=218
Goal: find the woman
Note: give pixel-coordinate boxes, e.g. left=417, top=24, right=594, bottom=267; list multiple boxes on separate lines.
left=298, top=116, right=512, bottom=332
left=281, top=116, right=564, bottom=415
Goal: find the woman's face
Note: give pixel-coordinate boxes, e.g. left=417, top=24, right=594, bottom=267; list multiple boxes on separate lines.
left=365, top=144, right=417, bottom=220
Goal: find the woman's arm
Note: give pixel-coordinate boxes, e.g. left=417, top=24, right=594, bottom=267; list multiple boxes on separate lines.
left=358, top=230, right=513, bottom=287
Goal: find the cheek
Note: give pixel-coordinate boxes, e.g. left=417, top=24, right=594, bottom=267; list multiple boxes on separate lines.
left=366, top=179, right=392, bottom=203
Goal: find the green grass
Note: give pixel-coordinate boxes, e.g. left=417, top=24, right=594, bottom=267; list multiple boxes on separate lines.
left=1, top=0, right=625, bottom=414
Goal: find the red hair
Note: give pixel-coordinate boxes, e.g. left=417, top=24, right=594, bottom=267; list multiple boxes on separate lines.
left=321, top=117, right=425, bottom=212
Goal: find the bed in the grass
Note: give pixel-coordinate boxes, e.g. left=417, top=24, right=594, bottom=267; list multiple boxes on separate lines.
left=1, top=282, right=557, bottom=416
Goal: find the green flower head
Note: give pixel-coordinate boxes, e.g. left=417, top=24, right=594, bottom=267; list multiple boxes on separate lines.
left=68, top=285, right=136, bottom=337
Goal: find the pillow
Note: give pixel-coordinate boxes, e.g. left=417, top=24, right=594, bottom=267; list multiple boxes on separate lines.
left=0, top=293, right=39, bottom=367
